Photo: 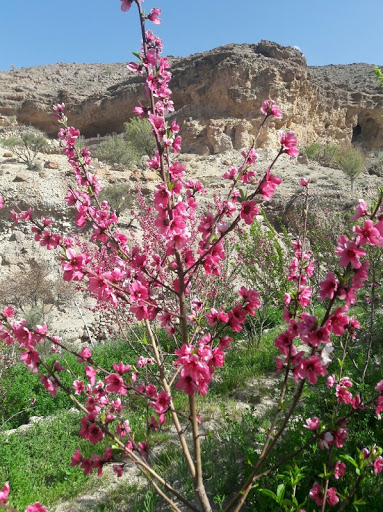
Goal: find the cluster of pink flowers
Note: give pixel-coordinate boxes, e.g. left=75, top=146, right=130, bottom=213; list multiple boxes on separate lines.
left=309, top=482, right=339, bottom=507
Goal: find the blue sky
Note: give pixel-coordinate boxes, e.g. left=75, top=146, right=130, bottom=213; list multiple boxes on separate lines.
left=0, top=0, right=382, bottom=71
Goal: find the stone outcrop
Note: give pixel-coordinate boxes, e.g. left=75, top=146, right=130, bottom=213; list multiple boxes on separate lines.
left=0, top=41, right=382, bottom=153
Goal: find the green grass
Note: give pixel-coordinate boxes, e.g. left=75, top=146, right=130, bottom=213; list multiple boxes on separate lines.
left=0, top=410, right=108, bottom=510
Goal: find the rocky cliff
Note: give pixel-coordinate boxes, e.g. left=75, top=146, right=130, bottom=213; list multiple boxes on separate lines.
left=0, top=40, right=382, bottom=153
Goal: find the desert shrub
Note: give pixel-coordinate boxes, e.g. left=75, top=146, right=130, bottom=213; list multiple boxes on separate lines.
left=304, top=142, right=321, bottom=161
left=124, top=117, right=156, bottom=158
left=336, top=145, right=365, bottom=191
left=93, top=119, right=156, bottom=168
left=304, top=142, right=365, bottom=190
left=93, top=136, right=138, bottom=167
left=98, top=184, right=133, bottom=216
left=0, top=260, right=73, bottom=328
left=1, top=131, right=49, bottom=169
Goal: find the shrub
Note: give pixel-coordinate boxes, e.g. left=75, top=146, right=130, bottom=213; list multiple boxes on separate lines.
left=124, top=117, right=157, bottom=158
left=336, top=145, right=365, bottom=191
left=93, top=135, right=138, bottom=167
left=98, top=184, right=133, bottom=216
left=304, top=142, right=321, bottom=161
left=1, top=131, right=49, bottom=169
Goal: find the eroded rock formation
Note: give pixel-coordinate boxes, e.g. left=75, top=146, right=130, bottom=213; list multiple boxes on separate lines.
left=0, top=40, right=382, bottom=153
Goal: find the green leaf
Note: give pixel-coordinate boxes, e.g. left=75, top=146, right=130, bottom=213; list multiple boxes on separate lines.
left=276, top=483, right=285, bottom=502
left=259, top=489, right=278, bottom=502
left=340, top=455, right=359, bottom=469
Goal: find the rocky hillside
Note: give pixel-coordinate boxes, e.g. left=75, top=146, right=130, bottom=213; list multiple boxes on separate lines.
left=0, top=41, right=382, bottom=153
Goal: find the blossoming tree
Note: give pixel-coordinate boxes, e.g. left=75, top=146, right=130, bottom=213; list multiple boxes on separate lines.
left=0, top=1, right=383, bottom=511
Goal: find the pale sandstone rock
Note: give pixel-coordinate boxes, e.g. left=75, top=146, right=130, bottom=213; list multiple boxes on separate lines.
left=44, top=160, right=59, bottom=169
left=0, top=41, right=380, bottom=153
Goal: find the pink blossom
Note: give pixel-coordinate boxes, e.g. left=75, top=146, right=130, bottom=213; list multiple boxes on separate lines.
left=327, top=487, right=339, bottom=506
left=147, top=7, right=161, bottom=24
left=309, top=482, right=323, bottom=506
left=334, top=461, right=346, bottom=479
left=0, top=196, right=4, bottom=209
left=334, top=427, right=349, bottom=448
left=113, top=465, right=124, bottom=477
left=319, top=272, right=338, bottom=301
left=78, top=347, right=92, bottom=363
left=299, top=177, right=309, bottom=186
left=105, top=373, right=127, bottom=395
left=374, top=456, right=383, bottom=474
left=73, top=380, right=85, bottom=395
left=353, top=220, right=383, bottom=246
left=259, top=168, right=282, bottom=200
left=376, top=395, right=383, bottom=419
left=260, top=99, right=282, bottom=118
left=240, top=201, right=259, bottom=225
left=350, top=199, right=368, bottom=220
left=319, top=431, right=334, bottom=450
left=375, top=380, right=383, bottom=393
left=304, top=417, right=321, bottom=431
left=279, top=131, right=299, bottom=158
left=120, top=0, right=132, bottom=12
left=297, top=356, right=327, bottom=385
left=25, top=504, right=48, bottom=512
left=0, top=482, right=9, bottom=503
left=335, top=235, right=366, bottom=269
left=138, top=441, right=150, bottom=458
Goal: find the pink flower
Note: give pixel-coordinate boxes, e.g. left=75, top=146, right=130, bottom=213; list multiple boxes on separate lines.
left=279, top=131, right=299, bottom=158
left=319, top=431, right=334, bottom=450
left=304, top=417, right=321, bottom=431
left=334, top=461, right=346, bottom=479
left=334, top=427, right=348, bottom=448
left=297, top=356, right=327, bottom=385
left=113, top=465, right=124, bottom=477
left=73, top=380, right=85, bottom=395
left=147, top=7, right=161, bottom=24
left=0, top=482, right=9, bottom=503
left=260, top=99, right=282, bottom=118
left=375, top=380, right=383, bottom=393
left=0, top=196, right=4, bottom=209
left=299, top=177, right=309, bottom=186
left=120, top=0, right=132, bottom=12
left=374, top=456, right=383, bottom=474
left=138, top=441, right=150, bottom=458
left=335, top=235, right=366, bottom=269
left=309, top=482, right=323, bottom=506
left=350, top=199, right=368, bottom=220
left=327, top=487, right=339, bottom=506
left=319, top=272, right=338, bottom=301
left=240, top=201, right=259, bottom=225
left=26, top=504, right=48, bottom=512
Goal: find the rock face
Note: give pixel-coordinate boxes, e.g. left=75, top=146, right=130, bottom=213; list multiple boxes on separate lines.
left=0, top=41, right=382, bottom=153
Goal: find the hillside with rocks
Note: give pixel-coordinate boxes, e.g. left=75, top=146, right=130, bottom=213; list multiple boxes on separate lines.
left=0, top=39, right=382, bottom=346
left=0, top=40, right=382, bottom=153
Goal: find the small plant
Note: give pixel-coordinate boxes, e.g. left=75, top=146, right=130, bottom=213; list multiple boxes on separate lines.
left=93, top=136, right=138, bottom=167
left=304, top=142, right=321, bottom=161
left=336, top=145, right=365, bottom=191
left=124, top=118, right=157, bottom=158
left=98, top=184, right=133, bottom=216
left=1, top=131, right=49, bottom=169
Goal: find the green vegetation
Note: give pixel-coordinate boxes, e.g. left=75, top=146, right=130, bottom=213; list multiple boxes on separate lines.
left=93, top=118, right=156, bottom=168
left=0, top=131, right=49, bottom=169
left=304, top=142, right=365, bottom=190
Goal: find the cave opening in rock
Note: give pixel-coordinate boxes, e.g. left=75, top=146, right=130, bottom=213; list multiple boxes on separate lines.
left=352, top=124, right=362, bottom=143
